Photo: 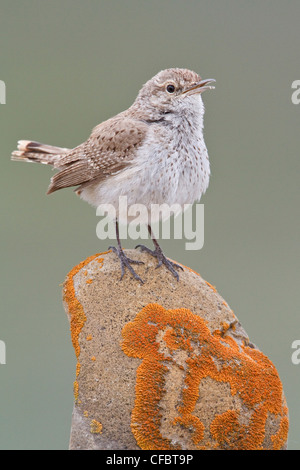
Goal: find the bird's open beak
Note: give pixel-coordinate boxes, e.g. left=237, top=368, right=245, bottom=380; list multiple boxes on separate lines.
left=182, top=78, right=216, bottom=96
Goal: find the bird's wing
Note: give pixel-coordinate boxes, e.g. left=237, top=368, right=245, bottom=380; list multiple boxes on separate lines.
left=47, top=116, right=148, bottom=194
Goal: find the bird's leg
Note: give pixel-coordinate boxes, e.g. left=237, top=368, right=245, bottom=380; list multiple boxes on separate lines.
left=136, top=225, right=183, bottom=281
left=109, top=219, right=144, bottom=284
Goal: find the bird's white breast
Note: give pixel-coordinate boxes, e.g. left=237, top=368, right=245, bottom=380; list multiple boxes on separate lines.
left=80, top=96, right=210, bottom=224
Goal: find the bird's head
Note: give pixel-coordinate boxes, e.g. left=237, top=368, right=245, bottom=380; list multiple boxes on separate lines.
left=134, top=68, right=215, bottom=120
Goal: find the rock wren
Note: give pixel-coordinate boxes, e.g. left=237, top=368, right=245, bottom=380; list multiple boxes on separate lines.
left=11, top=68, right=215, bottom=283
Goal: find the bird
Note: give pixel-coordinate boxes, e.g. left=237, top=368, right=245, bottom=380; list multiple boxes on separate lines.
left=11, top=68, right=215, bottom=284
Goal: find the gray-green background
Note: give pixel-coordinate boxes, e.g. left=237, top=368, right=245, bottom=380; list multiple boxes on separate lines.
left=1, top=0, right=299, bottom=449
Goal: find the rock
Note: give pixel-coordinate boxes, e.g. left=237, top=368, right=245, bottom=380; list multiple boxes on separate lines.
left=63, top=249, right=289, bottom=450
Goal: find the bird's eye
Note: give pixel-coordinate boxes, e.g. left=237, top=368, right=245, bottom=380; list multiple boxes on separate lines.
left=166, top=84, right=176, bottom=94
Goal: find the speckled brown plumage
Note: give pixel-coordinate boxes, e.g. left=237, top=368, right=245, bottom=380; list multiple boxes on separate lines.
left=11, top=68, right=215, bottom=282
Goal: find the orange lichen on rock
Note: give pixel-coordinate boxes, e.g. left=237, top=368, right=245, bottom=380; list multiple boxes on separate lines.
left=221, top=322, right=231, bottom=333
left=205, top=281, right=217, bottom=293
left=121, top=303, right=288, bottom=450
left=90, top=419, right=103, bottom=434
left=210, top=410, right=242, bottom=449
left=271, top=408, right=289, bottom=450
left=63, top=253, right=107, bottom=399
left=86, top=279, right=93, bottom=284
left=73, top=380, right=79, bottom=401
left=213, top=321, right=233, bottom=337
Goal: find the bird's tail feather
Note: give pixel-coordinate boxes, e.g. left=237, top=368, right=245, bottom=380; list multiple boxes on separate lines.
left=11, top=140, right=70, bottom=165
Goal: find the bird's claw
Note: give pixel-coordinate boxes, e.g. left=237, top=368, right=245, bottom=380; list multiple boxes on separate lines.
left=109, top=246, right=145, bottom=284
left=135, top=244, right=183, bottom=281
